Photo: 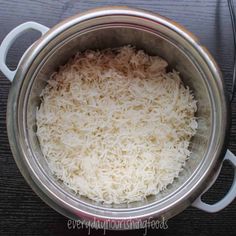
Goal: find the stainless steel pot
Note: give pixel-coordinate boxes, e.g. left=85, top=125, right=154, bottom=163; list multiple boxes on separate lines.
left=1, top=7, right=236, bottom=229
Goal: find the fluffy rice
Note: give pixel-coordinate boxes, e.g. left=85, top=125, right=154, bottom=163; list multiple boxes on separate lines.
left=36, top=46, right=198, bottom=204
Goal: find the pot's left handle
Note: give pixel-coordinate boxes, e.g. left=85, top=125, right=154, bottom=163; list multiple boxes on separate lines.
left=192, top=150, right=236, bottom=213
left=0, top=22, right=49, bottom=82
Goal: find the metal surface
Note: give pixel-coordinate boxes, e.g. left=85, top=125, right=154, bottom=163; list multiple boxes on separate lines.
left=4, top=7, right=231, bottom=228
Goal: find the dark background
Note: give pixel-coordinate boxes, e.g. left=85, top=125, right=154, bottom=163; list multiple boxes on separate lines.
left=0, top=0, right=236, bottom=235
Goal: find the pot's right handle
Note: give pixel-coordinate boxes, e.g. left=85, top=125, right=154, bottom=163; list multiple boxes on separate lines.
left=192, top=150, right=236, bottom=213
left=0, top=22, right=49, bottom=82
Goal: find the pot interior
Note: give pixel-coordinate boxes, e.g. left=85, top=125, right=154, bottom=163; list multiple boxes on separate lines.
left=25, top=26, right=212, bottom=209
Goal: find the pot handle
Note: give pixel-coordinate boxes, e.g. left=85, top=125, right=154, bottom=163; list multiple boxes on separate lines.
left=0, top=22, right=49, bottom=82
left=192, top=150, right=236, bottom=213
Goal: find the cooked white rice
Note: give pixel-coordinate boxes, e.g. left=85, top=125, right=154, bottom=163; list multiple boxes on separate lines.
left=36, top=46, right=198, bottom=204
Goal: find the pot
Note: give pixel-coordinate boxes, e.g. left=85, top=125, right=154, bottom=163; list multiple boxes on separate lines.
left=0, top=6, right=236, bottom=229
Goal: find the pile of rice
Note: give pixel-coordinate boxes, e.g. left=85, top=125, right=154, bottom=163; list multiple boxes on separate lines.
left=36, top=46, right=197, bottom=204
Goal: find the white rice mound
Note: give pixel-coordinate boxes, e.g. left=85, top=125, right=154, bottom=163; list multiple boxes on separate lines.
left=36, top=46, right=198, bottom=204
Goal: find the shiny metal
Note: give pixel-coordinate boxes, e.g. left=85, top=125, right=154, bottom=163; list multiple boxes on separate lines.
left=6, top=7, right=230, bottom=228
